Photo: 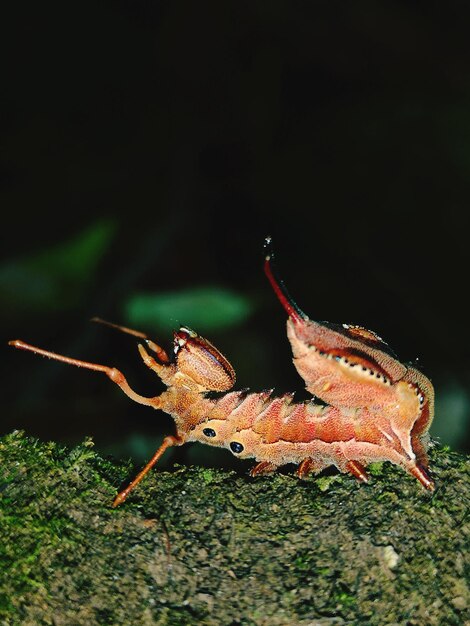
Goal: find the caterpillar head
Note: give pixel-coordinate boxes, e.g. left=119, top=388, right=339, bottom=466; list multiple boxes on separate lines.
left=172, top=327, right=236, bottom=392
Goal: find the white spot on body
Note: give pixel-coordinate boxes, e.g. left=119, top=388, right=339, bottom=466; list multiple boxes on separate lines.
left=308, top=343, right=391, bottom=385
left=180, top=327, right=197, bottom=337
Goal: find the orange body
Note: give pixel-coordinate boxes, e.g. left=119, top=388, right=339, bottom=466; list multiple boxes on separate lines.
left=154, top=366, right=433, bottom=486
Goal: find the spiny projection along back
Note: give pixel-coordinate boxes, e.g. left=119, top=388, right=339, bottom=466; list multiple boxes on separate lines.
left=9, top=241, right=435, bottom=506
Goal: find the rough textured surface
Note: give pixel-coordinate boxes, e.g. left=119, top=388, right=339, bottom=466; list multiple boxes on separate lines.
left=0, top=431, right=468, bottom=626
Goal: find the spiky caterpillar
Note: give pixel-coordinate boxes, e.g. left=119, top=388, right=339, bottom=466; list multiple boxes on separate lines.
left=9, top=244, right=434, bottom=506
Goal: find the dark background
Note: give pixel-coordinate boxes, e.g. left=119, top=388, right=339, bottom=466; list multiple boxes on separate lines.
left=2, top=1, right=469, bottom=468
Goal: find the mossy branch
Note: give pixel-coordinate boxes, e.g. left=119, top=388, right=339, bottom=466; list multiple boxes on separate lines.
left=0, top=431, right=468, bottom=625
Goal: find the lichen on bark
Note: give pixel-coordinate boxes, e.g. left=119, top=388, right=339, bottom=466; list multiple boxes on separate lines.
left=0, top=430, right=468, bottom=625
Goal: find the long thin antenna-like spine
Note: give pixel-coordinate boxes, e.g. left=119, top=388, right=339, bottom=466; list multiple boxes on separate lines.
left=263, top=236, right=305, bottom=324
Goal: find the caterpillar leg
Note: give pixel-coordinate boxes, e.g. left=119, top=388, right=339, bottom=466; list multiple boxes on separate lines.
left=408, top=463, right=435, bottom=491
left=249, top=461, right=278, bottom=477
left=296, top=458, right=329, bottom=478
left=345, top=460, right=369, bottom=484
left=113, top=434, right=185, bottom=507
left=410, top=437, right=430, bottom=468
left=297, top=458, right=315, bottom=478
left=298, top=458, right=369, bottom=484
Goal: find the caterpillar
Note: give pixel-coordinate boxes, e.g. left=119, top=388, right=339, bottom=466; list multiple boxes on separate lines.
left=9, top=241, right=435, bottom=506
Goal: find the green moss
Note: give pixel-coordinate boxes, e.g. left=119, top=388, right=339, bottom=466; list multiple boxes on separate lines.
left=365, top=461, right=385, bottom=475
left=0, top=430, right=469, bottom=625
left=315, top=474, right=340, bottom=491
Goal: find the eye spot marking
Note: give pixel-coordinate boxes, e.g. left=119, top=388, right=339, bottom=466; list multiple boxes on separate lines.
left=230, top=441, right=244, bottom=454
left=203, top=428, right=216, bottom=438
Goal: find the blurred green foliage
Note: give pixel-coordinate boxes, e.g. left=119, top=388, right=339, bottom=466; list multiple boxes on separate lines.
left=0, top=219, right=116, bottom=313
left=124, top=286, right=253, bottom=333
